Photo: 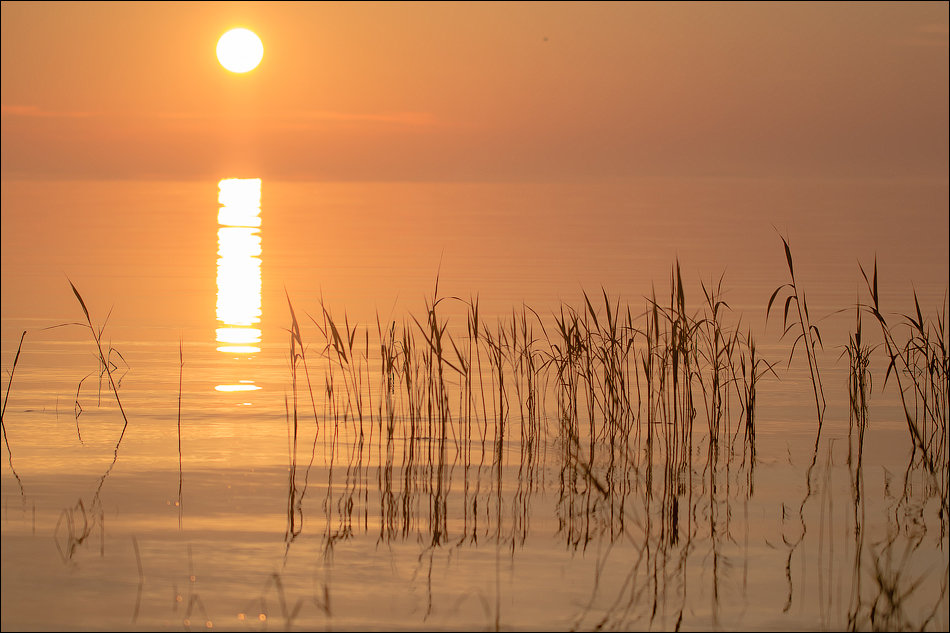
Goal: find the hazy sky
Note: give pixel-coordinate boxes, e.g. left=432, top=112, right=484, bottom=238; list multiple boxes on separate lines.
left=2, top=1, right=947, bottom=181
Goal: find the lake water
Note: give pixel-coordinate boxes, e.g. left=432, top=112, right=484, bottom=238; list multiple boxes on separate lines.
left=1, top=177, right=948, bottom=631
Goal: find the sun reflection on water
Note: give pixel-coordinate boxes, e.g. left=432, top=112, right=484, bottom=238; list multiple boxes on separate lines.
left=216, top=178, right=262, bottom=394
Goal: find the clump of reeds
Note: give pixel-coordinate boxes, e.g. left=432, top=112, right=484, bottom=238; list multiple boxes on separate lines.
left=295, top=256, right=769, bottom=557
left=860, top=259, right=949, bottom=510
left=270, top=244, right=947, bottom=630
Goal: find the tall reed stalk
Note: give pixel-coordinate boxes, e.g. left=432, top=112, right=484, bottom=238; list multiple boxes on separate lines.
left=767, top=234, right=826, bottom=431
left=1, top=330, right=27, bottom=494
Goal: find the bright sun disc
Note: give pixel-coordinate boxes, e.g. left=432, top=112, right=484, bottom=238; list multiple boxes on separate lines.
left=216, top=28, right=263, bottom=73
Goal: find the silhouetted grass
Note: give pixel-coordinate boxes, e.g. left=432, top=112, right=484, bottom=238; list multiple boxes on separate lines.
left=177, top=338, right=183, bottom=531
left=860, top=259, right=948, bottom=510
left=767, top=232, right=827, bottom=431
left=1, top=330, right=27, bottom=495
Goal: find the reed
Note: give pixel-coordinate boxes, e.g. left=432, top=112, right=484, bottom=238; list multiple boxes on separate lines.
left=738, top=329, right=775, bottom=483
left=767, top=233, right=827, bottom=430
left=132, top=535, right=145, bottom=623
left=42, top=282, right=137, bottom=563
left=845, top=299, right=873, bottom=630
left=250, top=572, right=306, bottom=630
left=1, top=330, right=27, bottom=495
left=844, top=300, right=874, bottom=500
left=177, top=338, right=183, bottom=531
left=860, top=259, right=949, bottom=507
left=67, top=279, right=130, bottom=449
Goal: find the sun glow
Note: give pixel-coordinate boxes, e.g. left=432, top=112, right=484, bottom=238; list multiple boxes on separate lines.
left=216, top=28, right=263, bottom=73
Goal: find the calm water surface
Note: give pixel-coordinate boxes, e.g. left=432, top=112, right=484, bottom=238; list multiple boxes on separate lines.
left=2, top=178, right=948, bottom=630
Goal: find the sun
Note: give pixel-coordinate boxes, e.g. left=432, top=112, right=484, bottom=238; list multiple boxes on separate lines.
left=216, top=28, right=264, bottom=73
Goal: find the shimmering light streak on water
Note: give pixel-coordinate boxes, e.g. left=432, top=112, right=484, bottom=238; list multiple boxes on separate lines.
left=213, top=384, right=263, bottom=392
left=216, top=178, right=263, bottom=392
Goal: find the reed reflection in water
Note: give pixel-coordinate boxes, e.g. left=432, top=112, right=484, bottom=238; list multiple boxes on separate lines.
left=215, top=178, right=263, bottom=393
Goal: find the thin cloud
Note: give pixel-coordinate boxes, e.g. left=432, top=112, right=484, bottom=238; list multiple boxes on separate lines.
left=110, top=109, right=444, bottom=133
left=283, top=110, right=440, bottom=126
left=895, top=23, right=949, bottom=48
left=3, top=105, right=439, bottom=127
left=1, top=105, right=95, bottom=118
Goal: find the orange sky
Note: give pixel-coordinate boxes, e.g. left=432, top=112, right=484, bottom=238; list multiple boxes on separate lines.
left=2, top=1, right=947, bottom=181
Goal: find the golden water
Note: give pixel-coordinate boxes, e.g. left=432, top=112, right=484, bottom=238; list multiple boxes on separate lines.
left=2, top=177, right=947, bottom=630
